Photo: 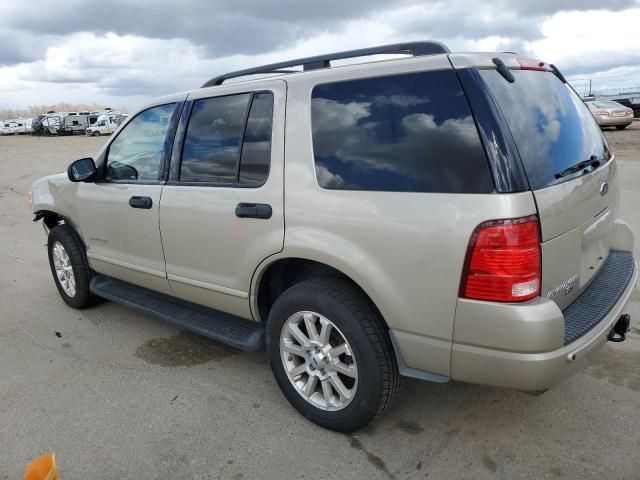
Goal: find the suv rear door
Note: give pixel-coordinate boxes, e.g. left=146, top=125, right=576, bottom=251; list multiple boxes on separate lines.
left=476, top=68, right=616, bottom=310
left=159, top=80, right=286, bottom=319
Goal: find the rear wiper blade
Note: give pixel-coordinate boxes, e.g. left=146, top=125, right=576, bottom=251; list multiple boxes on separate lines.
left=554, top=155, right=602, bottom=180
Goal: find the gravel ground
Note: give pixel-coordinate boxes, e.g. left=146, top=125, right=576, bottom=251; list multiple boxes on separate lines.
left=1, top=124, right=639, bottom=480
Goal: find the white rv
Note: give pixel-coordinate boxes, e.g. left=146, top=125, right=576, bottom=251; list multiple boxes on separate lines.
left=1, top=121, right=22, bottom=134
left=11, top=119, right=32, bottom=134
left=59, top=112, right=91, bottom=135
left=1, top=122, right=13, bottom=134
left=40, top=114, right=61, bottom=135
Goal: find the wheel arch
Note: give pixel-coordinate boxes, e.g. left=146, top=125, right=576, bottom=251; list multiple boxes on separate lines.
left=252, top=255, right=391, bottom=332
left=34, top=210, right=85, bottom=247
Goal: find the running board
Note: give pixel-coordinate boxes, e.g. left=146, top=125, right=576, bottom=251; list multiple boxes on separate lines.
left=89, top=275, right=265, bottom=352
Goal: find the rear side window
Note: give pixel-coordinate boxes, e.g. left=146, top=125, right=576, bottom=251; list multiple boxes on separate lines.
left=180, top=92, right=274, bottom=185
left=180, top=94, right=250, bottom=183
left=311, top=70, right=493, bottom=193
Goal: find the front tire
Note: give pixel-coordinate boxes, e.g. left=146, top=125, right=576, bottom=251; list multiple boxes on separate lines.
left=47, top=225, right=97, bottom=309
left=93, top=130, right=100, bottom=136
left=266, top=278, right=400, bottom=432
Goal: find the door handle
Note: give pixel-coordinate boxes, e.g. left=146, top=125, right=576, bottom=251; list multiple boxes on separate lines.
left=129, top=196, right=153, bottom=209
left=235, top=203, right=272, bottom=219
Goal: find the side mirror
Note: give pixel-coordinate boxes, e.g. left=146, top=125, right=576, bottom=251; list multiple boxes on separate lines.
left=67, top=157, right=96, bottom=182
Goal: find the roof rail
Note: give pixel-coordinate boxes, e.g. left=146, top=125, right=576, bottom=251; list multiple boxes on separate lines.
left=201, top=41, right=450, bottom=88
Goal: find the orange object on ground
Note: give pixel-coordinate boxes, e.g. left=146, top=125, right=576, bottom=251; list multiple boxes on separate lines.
left=24, top=453, right=60, bottom=480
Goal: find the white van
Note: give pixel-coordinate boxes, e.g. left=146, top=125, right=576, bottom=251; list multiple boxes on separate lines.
left=85, top=113, right=123, bottom=136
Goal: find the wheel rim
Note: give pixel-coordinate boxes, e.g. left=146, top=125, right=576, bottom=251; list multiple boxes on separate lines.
left=52, top=241, right=76, bottom=297
left=280, top=311, right=358, bottom=411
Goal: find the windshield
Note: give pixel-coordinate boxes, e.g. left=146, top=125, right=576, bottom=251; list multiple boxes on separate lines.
left=479, top=69, right=609, bottom=190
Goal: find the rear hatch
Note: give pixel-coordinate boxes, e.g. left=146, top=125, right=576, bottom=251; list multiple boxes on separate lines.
left=478, top=68, right=616, bottom=310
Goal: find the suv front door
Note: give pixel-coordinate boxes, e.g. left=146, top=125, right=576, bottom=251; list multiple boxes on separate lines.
left=76, top=100, right=182, bottom=295
left=160, top=80, right=285, bottom=319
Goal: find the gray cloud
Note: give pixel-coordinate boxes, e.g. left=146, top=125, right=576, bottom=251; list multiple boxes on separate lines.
left=498, top=0, right=637, bottom=14
left=0, top=29, right=50, bottom=66
left=1, top=0, right=410, bottom=59
left=0, top=0, right=639, bottom=105
left=3, top=0, right=637, bottom=62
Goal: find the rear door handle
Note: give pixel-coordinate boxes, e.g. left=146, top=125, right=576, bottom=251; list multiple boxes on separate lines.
left=235, top=203, right=272, bottom=219
left=129, top=196, right=153, bottom=209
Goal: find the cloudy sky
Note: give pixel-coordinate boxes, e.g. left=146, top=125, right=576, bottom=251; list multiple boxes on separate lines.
left=1, top=0, right=639, bottom=110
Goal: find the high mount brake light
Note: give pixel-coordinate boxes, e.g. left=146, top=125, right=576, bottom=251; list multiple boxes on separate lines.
left=461, top=215, right=541, bottom=303
left=517, top=58, right=547, bottom=71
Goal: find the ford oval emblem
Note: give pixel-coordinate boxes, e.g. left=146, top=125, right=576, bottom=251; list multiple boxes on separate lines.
left=600, top=182, right=609, bottom=196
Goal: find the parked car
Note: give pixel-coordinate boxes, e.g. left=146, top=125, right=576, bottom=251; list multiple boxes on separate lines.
left=612, top=97, right=640, bottom=118
left=31, top=42, right=637, bottom=432
left=587, top=100, right=634, bottom=129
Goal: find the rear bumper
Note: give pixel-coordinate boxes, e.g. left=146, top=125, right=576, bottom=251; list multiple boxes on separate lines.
left=450, top=251, right=637, bottom=391
left=596, top=115, right=634, bottom=127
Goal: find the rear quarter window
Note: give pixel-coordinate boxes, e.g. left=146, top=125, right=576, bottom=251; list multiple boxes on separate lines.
left=311, top=70, right=494, bottom=193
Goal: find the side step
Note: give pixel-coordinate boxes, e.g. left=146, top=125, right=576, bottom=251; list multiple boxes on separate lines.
left=89, top=275, right=265, bottom=352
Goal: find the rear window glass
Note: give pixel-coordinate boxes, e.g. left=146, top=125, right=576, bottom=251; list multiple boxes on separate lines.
left=479, top=70, right=609, bottom=190
left=311, top=70, right=493, bottom=193
left=592, top=101, right=624, bottom=109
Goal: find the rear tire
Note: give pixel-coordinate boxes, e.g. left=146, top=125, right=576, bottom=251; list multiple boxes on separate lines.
left=616, top=125, right=628, bottom=130
left=93, top=131, right=100, bottom=136
left=47, top=225, right=98, bottom=309
left=266, top=277, right=400, bottom=432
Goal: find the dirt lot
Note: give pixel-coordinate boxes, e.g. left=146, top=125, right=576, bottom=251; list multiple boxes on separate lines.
left=1, top=125, right=640, bottom=479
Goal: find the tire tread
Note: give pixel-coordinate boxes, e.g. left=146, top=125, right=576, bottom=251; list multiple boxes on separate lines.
left=48, top=224, right=97, bottom=309
left=280, top=277, right=401, bottom=420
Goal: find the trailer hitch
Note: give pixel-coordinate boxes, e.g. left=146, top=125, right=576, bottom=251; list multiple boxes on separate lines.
left=608, top=314, right=631, bottom=343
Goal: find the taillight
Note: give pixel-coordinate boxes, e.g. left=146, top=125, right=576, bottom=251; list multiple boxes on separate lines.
left=595, top=111, right=610, bottom=116
left=461, top=215, right=541, bottom=302
left=517, top=58, right=547, bottom=71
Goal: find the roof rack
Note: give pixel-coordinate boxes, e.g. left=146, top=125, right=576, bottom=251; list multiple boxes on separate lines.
left=201, top=41, right=450, bottom=88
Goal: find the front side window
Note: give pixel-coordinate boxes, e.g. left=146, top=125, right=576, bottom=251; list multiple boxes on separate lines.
left=179, top=92, right=274, bottom=185
left=311, top=70, right=493, bottom=193
left=105, top=103, right=177, bottom=182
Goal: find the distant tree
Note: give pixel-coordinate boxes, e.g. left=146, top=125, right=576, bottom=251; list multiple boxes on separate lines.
left=0, top=103, right=130, bottom=119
